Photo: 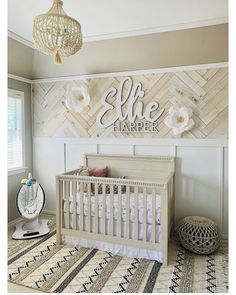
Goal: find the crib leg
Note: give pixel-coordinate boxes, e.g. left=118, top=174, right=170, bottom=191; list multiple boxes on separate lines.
left=56, top=176, right=62, bottom=245
left=56, top=230, right=62, bottom=245
left=162, top=252, right=168, bottom=267
left=161, top=189, right=168, bottom=267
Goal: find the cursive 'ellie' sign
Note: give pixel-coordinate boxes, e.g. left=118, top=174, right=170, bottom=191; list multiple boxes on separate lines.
left=96, top=77, right=165, bottom=132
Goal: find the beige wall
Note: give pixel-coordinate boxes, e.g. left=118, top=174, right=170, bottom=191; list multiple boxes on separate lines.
left=8, top=78, right=33, bottom=222
left=7, top=23, right=228, bottom=221
left=8, top=38, right=34, bottom=79
left=8, top=24, right=228, bottom=80
left=32, top=24, right=228, bottom=79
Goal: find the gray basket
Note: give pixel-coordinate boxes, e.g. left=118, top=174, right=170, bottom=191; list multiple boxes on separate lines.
left=177, top=216, right=220, bottom=254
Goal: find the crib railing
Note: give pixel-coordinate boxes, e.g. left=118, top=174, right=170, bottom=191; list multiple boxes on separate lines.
left=56, top=170, right=174, bottom=266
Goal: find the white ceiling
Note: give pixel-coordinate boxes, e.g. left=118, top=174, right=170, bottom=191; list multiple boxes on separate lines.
left=8, top=0, right=228, bottom=46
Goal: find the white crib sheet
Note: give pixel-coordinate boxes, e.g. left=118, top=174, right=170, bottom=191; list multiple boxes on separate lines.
left=63, top=192, right=161, bottom=224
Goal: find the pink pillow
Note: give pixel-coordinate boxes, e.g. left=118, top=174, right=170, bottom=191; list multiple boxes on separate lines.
left=89, top=166, right=108, bottom=177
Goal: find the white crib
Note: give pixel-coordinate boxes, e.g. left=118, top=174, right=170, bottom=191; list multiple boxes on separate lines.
left=56, top=154, right=175, bottom=266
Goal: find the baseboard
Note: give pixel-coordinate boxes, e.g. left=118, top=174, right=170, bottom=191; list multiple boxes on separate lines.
left=8, top=211, right=55, bottom=227
left=8, top=216, right=23, bottom=227
left=42, top=209, right=56, bottom=215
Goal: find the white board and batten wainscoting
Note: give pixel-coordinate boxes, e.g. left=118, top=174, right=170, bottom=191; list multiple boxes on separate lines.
left=32, top=63, right=228, bottom=238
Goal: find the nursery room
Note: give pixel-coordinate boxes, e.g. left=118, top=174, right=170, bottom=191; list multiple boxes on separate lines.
left=7, top=0, right=229, bottom=293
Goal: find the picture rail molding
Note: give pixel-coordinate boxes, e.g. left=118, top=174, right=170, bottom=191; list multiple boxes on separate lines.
left=8, top=62, right=228, bottom=85
left=33, top=137, right=228, bottom=148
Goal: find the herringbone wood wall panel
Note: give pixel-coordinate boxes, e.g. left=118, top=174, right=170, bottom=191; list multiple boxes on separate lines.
left=32, top=67, right=228, bottom=138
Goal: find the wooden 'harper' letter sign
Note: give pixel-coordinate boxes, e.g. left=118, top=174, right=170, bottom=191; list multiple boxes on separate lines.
left=96, top=77, right=165, bottom=132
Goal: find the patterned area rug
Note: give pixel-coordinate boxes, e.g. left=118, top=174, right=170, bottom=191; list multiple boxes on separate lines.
left=8, top=215, right=228, bottom=293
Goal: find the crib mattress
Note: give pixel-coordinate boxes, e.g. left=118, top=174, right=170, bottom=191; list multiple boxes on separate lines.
left=63, top=192, right=161, bottom=224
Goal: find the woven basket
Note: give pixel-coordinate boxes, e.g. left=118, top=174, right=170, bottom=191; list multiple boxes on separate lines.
left=177, top=216, right=220, bottom=254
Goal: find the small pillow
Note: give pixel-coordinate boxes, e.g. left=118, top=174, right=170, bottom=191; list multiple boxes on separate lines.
left=89, top=166, right=108, bottom=177
left=78, top=166, right=89, bottom=176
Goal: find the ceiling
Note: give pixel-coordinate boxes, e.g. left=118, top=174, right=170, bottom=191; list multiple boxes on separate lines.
left=8, top=0, right=228, bottom=47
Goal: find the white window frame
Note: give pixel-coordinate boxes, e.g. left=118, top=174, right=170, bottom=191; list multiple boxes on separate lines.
left=8, top=89, right=27, bottom=176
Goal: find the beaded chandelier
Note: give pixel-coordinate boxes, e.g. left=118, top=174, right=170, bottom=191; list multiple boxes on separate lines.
left=33, top=0, right=83, bottom=64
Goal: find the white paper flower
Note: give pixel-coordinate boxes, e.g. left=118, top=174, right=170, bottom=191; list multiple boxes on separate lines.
left=66, top=86, right=90, bottom=112
left=164, top=106, right=195, bottom=136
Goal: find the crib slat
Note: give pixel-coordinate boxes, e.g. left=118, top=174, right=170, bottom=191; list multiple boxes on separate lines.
left=60, top=180, right=63, bottom=231
left=87, top=182, right=91, bottom=232
left=143, top=187, right=147, bottom=242
left=110, top=185, right=114, bottom=236
left=56, top=177, right=62, bottom=244
left=118, top=185, right=122, bottom=238
left=126, top=186, right=130, bottom=239
left=134, top=186, right=138, bottom=240
left=66, top=181, right=70, bottom=229
left=95, top=183, right=98, bottom=233
left=151, top=188, right=156, bottom=243
left=80, top=182, right=84, bottom=231
left=72, top=181, right=77, bottom=230
left=102, top=183, right=106, bottom=235
left=62, top=180, right=65, bottom=228
left=61, top=180, right=65, bottom=229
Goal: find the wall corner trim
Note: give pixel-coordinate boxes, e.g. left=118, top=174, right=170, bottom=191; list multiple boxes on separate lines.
left=8, top=73, right=32, bottom=84
left=8, top=30, right=35, bottom=49
left=9, top=18, right=228, bottom=45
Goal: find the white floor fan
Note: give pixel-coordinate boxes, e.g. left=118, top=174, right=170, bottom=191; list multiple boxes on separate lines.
left=12, top=173, right=50, bottom=240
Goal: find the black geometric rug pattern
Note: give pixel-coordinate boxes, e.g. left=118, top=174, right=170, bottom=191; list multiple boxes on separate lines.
left=8, top=217, right=228, bottom=293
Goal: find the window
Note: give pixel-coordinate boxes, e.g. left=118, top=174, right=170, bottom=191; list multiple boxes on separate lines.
left=8, top=89, right=25, bottom=173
